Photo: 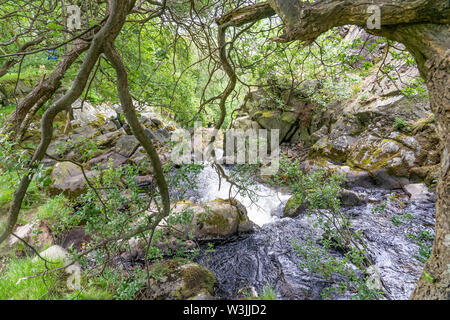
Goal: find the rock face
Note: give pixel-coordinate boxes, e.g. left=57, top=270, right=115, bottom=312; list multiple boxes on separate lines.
left=231, top=83, right=318, bottom=144
left=234, top=40, right=439, bottom=190
left=143, top=260, right=217, bottom=300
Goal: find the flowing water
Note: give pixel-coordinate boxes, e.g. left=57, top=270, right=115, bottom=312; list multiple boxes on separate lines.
left=186, top=165, right=436, bottom=300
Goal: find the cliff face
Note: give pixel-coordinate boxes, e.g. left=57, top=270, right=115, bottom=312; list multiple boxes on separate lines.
left=232, top=27, right=440, bottom=189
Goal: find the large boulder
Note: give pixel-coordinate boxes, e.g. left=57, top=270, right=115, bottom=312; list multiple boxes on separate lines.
left=115, top=135, right=140, bottom=157
left=49, top=161, right=94, bottom=197
left=169, top=198, right=254, bottom=241
left=143, top=260, right=217, bottom=300
left=403, top=183, right=430, bottom=201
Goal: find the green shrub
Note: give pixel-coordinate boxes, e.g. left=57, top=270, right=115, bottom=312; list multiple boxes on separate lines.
left=37, top=195, right=74, bottom=234
left=393, top=117, right=408, bottom=131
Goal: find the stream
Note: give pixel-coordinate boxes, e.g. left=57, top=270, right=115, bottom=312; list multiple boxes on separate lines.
left=185, top=165, right=436, bottom=300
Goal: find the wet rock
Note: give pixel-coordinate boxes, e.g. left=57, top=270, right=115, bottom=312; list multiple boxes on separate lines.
left=371, top=169, right=410, bottom=189
left=366, top=266, right=383, bottom=291
left=339, top=189, right=367, bottom=207
left=142, top=260, right=217, bottom=300
left=403, top=183, right=430, bottom=201
left=195, top=187, right=436, bottom=300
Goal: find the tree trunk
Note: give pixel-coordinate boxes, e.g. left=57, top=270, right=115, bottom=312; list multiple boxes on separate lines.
left=263, top=0, right=450, bottom=299
left=2, top=39, right=89, bottom=137
left=412, top=51, right=450, bottom=299
left=389, top=25, right=450, bottom=300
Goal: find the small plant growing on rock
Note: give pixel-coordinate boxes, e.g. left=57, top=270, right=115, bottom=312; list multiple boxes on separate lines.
left=393, top=117, right=409, bottom=132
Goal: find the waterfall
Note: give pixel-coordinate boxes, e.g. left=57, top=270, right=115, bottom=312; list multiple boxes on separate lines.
left=187, top=164, right=291, bottom=226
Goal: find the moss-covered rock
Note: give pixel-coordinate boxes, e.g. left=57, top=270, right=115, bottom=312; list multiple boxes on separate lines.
left=49, top=161, right=94, bottom=197
left=283, top=195, right=308, bottom=218
left=143, top=260, right=217, bottom=300
left=167, top=199, right=254, bottom=242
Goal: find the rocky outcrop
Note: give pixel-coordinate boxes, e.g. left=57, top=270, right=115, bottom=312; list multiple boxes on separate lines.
left=45, top=112, right=173, bottom=197
left=235, top=56, right=438, bottom=190
left=231, top=82, right=319, bottom=144
left=231, top=27, right=439, bottom=190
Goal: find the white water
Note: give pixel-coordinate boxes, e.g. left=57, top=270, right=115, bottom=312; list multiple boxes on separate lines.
left=188, top=164, right=291, bottom=226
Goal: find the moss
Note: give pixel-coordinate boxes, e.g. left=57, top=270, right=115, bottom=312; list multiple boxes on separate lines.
left=205, top=212, right=230, bottom=231
left=411, top=114, right=434, bottom=135
left=88, top=114, right=106, bottom=128
left=283, top=195, right=307, bottom=218
left=255, top=110, right=278, bottom=118
left=309, top=137, right=348, bottom=163
left=280, top=112, right=297, bottom=123
left=175, top=264, right=216, bottom=299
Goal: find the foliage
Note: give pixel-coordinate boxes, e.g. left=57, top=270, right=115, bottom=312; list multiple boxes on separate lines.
left=244, top=285, right=278, bottom=300
left=36, top=195, right=73, bottom=235
left=408, top=229, right=434, bottom=263
left=393, top=117, right=409, bottom=132
left=293, top=238, right=383, bottom=300
left=270, top=156, right=380, bottom=299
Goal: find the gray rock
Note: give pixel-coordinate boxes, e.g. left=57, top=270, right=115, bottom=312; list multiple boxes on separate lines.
left=115, top=135, right=139, bottom=157
left=33, top=245, right=71, bottom=263
left=86, top=150, right=129, bottom=170
left=403, top=183, right=430, bottom=201
left=339, top=189, right=367, bottom=207
left=50, top=161, right=94, bottom=197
